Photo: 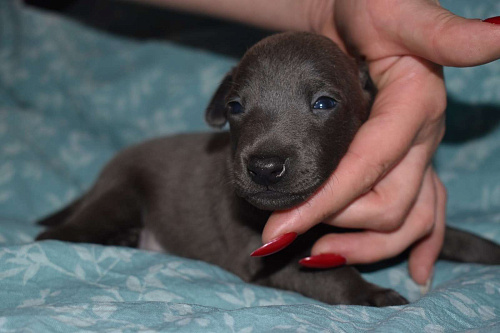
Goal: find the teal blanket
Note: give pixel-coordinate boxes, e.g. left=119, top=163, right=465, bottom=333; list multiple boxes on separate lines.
left=1, top=0, right=499, bottom=331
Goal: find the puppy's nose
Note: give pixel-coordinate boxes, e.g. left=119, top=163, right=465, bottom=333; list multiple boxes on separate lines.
left=247, top=156, right=286, bottom=186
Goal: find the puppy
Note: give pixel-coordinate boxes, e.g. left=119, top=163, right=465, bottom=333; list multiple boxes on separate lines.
left=37, top=32, right=500, bottom=306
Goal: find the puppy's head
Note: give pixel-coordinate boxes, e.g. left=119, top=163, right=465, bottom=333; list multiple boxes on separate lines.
left=206, top=32, right=375, bottom=211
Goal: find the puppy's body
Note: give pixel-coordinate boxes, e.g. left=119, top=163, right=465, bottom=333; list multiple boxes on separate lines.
left=37, top=32, right=500, bottom=306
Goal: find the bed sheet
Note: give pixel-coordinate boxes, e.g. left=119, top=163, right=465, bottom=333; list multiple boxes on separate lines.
left=1, top=0, right=500, bottom=331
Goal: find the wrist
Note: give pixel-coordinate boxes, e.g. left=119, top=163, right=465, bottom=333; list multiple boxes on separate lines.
left=136, top=0, right=314, bottom=32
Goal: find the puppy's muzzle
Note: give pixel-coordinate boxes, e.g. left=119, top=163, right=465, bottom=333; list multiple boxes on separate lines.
left=247, top=156, right=286, bottom=186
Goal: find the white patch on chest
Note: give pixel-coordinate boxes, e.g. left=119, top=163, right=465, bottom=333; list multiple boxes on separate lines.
left=138, top=228, right=166, bottom=252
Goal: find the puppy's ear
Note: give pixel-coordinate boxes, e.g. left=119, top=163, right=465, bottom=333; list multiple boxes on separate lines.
left=205, top=69, right=234, bottom=128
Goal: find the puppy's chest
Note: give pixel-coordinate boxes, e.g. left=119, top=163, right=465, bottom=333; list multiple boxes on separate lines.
left=138, top=229, right=165, bottom=252
left=138, top=197, right=271, bottom=278
left=138, top=224, right=265, bottom=278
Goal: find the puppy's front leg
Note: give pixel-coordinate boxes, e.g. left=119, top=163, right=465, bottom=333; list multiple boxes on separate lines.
left=257, top=262, right=408, bottom=306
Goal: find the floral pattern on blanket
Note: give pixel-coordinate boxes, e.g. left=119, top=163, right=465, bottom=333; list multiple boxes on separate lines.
left=1, top=0, right=499, bottom=332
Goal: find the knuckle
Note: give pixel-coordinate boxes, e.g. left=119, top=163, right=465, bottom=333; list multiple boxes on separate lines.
left=358, top=160, right=388, bottom=195
left=434, top=91, right=447, bottom=116
left=318, top=210, right=332, bottom=224
left=415, top=207, right=436, bottom=236
left=428, top=101, right=446, bottom=122
left=348, top=150, right=390, bottom=195
left=375, top=205, right=407, bottom=231
left=373, top=192, right=409, bottom=231
left=420, top=81, right=447, bottom=122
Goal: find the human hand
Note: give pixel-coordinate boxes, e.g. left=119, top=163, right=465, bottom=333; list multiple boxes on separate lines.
left=261, top=0, right=500, bottom=286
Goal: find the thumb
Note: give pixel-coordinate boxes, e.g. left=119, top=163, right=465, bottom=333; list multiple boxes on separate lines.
left=399, top=4, right=500, bottom=66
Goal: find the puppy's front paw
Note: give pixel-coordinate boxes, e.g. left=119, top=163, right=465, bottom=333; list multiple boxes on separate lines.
left=36, top=225, right=87, bottom=243
left=365, top=288, right=409, bottom=307
left=104, top=227, right=141, bottom=247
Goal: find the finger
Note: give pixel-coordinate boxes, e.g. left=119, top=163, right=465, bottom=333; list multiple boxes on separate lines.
left=397, top=1, right=500, bottom=66
left=408, top=169, right=447, bottom=286
left=309, top=167, right=437, bottom=264
left=324, top=143, right=430, bottom=231
left=263, top=58, right=444, bottom=243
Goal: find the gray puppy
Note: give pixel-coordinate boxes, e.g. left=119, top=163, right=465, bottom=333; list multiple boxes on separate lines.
left=37, top=32, right=500, bottom=306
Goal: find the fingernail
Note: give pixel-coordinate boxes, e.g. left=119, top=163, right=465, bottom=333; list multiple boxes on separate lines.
left=483, top=16, right=500, bottom=25
left=250, top=232, right=297, bottom=257
left=298, top=253, right=346, bottom=269
left=419, top=267, right=434, bottom=295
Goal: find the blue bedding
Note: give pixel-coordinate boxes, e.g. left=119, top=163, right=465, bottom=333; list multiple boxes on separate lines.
left=1, top=0, right=499, bottom=331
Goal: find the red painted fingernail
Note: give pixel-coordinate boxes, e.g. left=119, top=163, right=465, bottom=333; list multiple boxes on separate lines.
left=250, top=232, right=297, bottom=257
left=299, top=253, right=347, bottom=269
left=483, top=16, right=500, bottom=25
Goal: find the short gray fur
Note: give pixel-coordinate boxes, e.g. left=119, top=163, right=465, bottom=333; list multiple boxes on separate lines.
left=36, top=32, right=500, bottom=306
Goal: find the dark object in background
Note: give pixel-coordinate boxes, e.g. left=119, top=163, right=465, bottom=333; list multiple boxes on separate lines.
left=24, top=0, right=273, bottom=58
left=24, top=0, right=77, bottom=11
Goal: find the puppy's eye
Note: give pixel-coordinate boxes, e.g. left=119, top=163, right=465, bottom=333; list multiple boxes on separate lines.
left=312, top=97, right=337, bottom=110
left=228, top=101, right=244, bottom=114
